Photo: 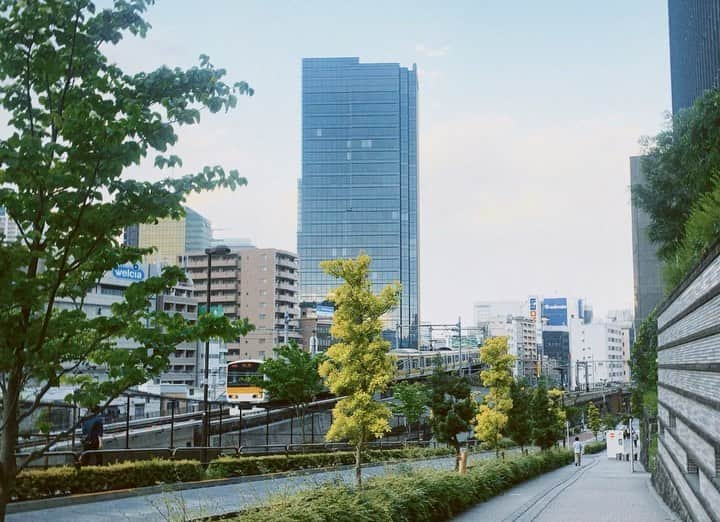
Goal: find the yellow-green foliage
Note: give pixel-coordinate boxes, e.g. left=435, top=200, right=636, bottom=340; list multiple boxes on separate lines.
left=475, top=338, right=514, bottom=454
left=319, top=255, right=400, bottom=447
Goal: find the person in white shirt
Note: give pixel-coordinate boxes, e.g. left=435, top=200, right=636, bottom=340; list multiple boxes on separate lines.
left=573, top=436, right=583, bottom=466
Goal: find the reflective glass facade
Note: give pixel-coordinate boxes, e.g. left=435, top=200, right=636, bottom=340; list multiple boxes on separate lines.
left=298, top=57, right=419, bottom=347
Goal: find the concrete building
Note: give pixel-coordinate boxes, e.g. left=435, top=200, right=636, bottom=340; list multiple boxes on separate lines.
left=0, top=206, right=19, bottom=242
left=298, top=303, right=333, bottom=354
left=568, top=320, right=627, bottom=390
left=128, top=206, right=212, bottom=264
left=298, top=57, right=419, bottom=347
left=655, top=239, right=720, bottom=521
left=630, top=156, right=665, bottom=329
left=183, top=247, right=301, bottom=360
left=508, top=317, right=538, bottom=380
left=54, top=264, right=217, bottom=394
left=668, top=0, right=720, bottom=114
left=473, top=300, right=525, bottom=338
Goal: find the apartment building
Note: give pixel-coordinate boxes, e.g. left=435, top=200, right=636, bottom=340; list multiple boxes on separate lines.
left=508, top=317, right=539, bottom=380
left=183, top=247, right=301, bottom=360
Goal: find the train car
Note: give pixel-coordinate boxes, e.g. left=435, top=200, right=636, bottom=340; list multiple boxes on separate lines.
left=390, top=347, right=481, bottom=378
left=226, top=360, right=268, bottom=405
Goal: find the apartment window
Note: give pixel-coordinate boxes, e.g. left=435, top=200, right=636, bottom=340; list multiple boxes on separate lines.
left=259, top=313, right=266, bottom=320
left=259, top=350, right=266, bottom=359
left=687, top=456, right=698, bottom=475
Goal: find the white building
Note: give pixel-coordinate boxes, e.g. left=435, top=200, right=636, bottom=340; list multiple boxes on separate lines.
left=508, top=317, right=538, bottom=380
left=474, top=300, right=525, bottom=338
left=0, top=206, right=19, bottom=242
left=568, top=319, right=628, bottom=390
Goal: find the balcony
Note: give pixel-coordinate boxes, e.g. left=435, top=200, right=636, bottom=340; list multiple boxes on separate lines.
left=276, top=280, right=297, bottom=292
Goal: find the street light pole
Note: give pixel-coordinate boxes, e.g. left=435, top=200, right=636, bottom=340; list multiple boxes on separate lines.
left=202, top=245, right=230, bottom=449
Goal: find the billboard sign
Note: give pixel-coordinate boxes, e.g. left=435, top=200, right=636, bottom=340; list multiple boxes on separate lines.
left=542, top=297, right=568, bottom=327
left=112, top=264, right=145, bottom=281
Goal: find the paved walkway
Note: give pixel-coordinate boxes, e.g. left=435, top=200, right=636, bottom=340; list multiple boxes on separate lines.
left=453, top=454, right=677, bottom=522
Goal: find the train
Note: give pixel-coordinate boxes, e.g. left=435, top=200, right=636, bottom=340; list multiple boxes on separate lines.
left=225, top=346, right=481, bottom=408
left=391, top=347, right=482, bottom=378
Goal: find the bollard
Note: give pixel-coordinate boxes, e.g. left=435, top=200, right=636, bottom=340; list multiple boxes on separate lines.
left=459, top=448, right=468, bottom=474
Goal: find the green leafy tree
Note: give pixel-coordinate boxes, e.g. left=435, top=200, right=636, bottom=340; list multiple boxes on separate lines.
left=392, top=381, right=429, bottom=440
left=475, top=337, right=514, bottom=457
left=428, top=359, right=476, bottom=470
left=634, top=90, right=720, bottom=289
left=318, top=254, right=400, bottom=488
left=630, top=313, right=659, bottom=469
left=256, top=341, right=325, bottom=442
left=506, top=379, right=533, bottom=453
left=531, top=382, right=566, bottom=450
left=0, top=1, right=253, bottom=517
left=587, top=402, right=601, bottom=440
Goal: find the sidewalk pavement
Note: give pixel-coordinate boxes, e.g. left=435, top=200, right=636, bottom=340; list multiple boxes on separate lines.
left=454, top=453, right=677, bottom=521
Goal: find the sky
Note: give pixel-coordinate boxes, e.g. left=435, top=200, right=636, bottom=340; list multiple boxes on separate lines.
left=106, top=0, right=671, bottom=325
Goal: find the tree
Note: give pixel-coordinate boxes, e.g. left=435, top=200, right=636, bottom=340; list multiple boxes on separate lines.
left=318, top=254, right=400, bottom=488
left=428, top=359, right=476, bottom=471
left=256, top=341, right=325, bottom=443
left=0, top=2, right=254, bottom=518
left=531, top=381, right=566, bottom=450
left=587, top=402, right=601, bottom=440
left=506, top=379, right=533, bottom=453
left=631, top=312, right=659, bottom=469
left=392, top=381, right=429, bottom=440
left=475, top=337, right=514, bottom=457
left=634, top=90, right=720, bottom=289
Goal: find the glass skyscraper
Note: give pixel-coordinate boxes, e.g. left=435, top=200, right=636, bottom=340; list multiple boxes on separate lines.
left=669, top=0, right=720, bottom=113
left=298, top=57, right=419, bottom=347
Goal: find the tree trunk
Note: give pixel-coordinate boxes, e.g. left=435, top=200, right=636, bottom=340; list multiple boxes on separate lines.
left=354, top=444, right=362, bottom=488
left=1, top=373, right=22, bottom=522
left=453, top=441, right=461, bottom=471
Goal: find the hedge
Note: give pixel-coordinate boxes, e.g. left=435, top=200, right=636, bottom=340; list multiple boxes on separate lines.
left=230, top=449, right=574, bottom=522
left=584, top=441, right=607, bottom=455
left=13, top=447, right=455, bottom=502
left=205, top=447, right=454, bottom=478
left=13, top=459, right=203, bottom=501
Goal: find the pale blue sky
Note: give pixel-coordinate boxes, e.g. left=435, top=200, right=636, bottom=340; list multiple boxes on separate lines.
left=109, top=0, right=671, bottom=323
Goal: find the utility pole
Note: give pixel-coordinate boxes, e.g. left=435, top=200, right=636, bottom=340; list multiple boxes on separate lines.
left=457, top=316, right=462, bottom=376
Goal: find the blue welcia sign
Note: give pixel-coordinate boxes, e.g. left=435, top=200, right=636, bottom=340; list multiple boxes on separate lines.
left=542, top=297, right=568, bottom=326
left=112, top=264, right=145, bottom=281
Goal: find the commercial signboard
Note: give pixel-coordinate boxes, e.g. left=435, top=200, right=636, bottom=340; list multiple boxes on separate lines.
left=542, top=297, right=568, bottom=327
left=317, top=304, right=334, bottom=317
left=112, top=264, right=145, bottom=281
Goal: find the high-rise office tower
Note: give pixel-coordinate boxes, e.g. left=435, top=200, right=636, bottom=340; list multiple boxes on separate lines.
left=668, top=0, right=720, bottom=113
left=298, top=57, right=419, bottom=347
left=630, top=156, right=664, bottom=326
left=131, top=206, right=212, bottom=264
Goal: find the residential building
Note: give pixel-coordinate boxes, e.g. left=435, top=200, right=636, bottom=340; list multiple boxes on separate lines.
left=298, top=303, right=333, bottom=354
left=568, top=319, right=627, bottom=390
left=508, top=317, right=538, bottom=381
left=134, top=206, right=212, bottom=264
left=298, top=57, right=419, bottom=347
left=184, top=247, right=301, bottom=360
left=668, top=0, right=720, bottom=113
left=0, top=206, right=19, bottom=242
left=630, top=156, right=664, bottom=328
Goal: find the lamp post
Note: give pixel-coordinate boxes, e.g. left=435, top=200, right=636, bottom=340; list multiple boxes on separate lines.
left=202, top=245, right=231, bottom=448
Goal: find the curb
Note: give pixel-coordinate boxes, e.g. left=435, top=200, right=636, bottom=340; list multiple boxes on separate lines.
left=7, top=453, right=458, bottom=515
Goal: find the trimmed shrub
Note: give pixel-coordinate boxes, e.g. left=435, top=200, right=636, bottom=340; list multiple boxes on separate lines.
left=230, top=450, right=574, bottom=522
left=206, top=447, right=454, bottom=479
left=13, top=447, right=455, bottom=501
left=13, top=459, right=203, bottom=501
left=584, top=441, right=607, bottom=455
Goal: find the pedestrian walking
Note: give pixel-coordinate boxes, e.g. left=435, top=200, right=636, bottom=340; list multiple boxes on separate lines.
left=573, top=436, right=583, bottom=466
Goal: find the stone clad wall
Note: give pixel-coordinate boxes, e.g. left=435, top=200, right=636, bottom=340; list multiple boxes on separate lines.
left=656, top=243, right=720, bottom=522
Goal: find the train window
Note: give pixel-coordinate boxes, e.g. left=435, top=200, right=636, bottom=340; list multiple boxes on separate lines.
left=412, top=359, right=419, bottom=369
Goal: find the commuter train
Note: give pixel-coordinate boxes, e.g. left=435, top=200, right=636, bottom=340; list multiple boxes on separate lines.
left=390, top=347, right=482, bottom=378
left=225, top=347, right=481, bottom=409
left=226, top=360, right=267, bottom=405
